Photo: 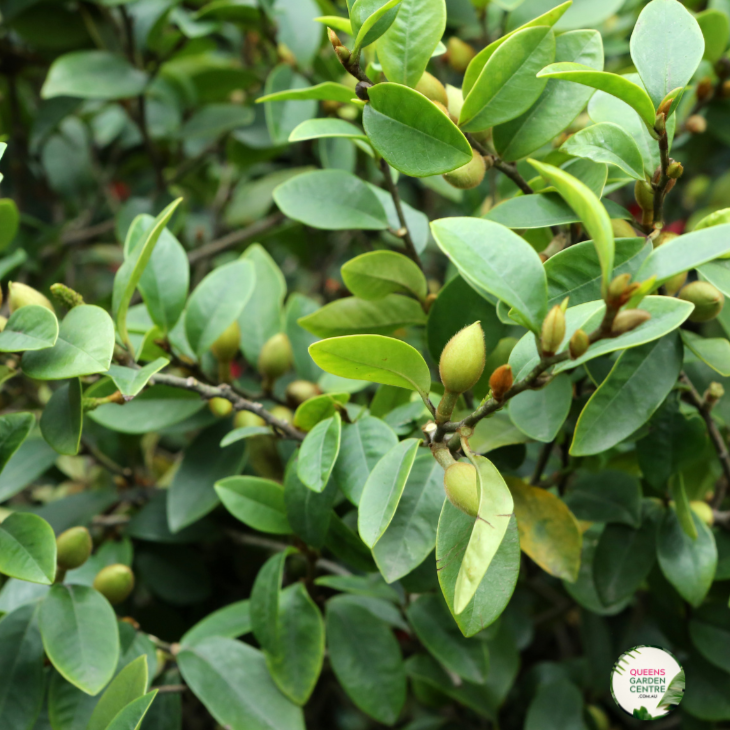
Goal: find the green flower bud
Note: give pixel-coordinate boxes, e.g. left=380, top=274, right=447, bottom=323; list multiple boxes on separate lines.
left=666, top=160, right=684, bottom=179
left=690, top=501, right=714, bottom=526
left=569, top=329, right=590, bottom=360
left=8, top=282, right=54, bottom=314
left=444, top=462, right=479, bottom=518
left=705, top=381, right=725, bottom=408
left=50, top=283, right=84, bottom=309
left=211, top=321, right=240, bottom=363
left=209, top=397, right=233, bottom=417
left=664, top=271, right=687, bottom=296
left=443, top=150, right=487, bottom=190
left=56, top=526, right=92, bottom=570
left=679, top=281, right=725, bottom=322
left=445, top=37, right=476, bottom=73
left=415, top=72, right=448, bottom=107
left=439, top=322, right=486, bottom=395
left=270, top=405, right=294, bottom=424
left=634, top=180, right=655, bottom=212
left=541, top=305, right=566, bottom=356
left=608, top=273, right=631, bottom=301
left=234, top=410, right=266, bottom=429
left=586, top=705, right=610, bottom=730
left=611, top=309, right=651, bottom=335
left=93, top=564, right=135, bottom=605
left=258, top=333, right=293, bottom=388
left=285, top=380, right=321, bottom=407
left=611, top=218, right=637, bottom=238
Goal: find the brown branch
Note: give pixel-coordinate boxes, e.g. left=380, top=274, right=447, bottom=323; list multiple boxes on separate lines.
left=379, top=159, right=423, bottom=269
left=652, top=131, right=671, bottom=228
left=61, top=219, right=116, bottom=245
left=465, top=133, right=534, bottom=196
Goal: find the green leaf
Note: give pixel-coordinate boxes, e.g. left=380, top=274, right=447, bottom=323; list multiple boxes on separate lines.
left=289, top=118, right=368, bottom=143
left=571, top=334, right=683, bottom=456
left=562, top=122, right=645, bottom=180
left=40, top=585, right=120, bottom=695
left=178, top=637, right=305, bottom=730
left=509, top=374, right=572, bottom=443
left=493, top=30, right=604, bottom=161
left=460, top=27, right=555, bottom=132
left=507, top=477, right=582, bottom=582
left=41, top=51, right=148, bottom=100
left=564, top=471, right=642, bottom=528
left=259, top=82, right=358, bottom=105
left=657, top=509, right=717, bottom=607
left=274, top=169, right=388, bottom=230
left=0, top=198, right=19, bottom=251
left=525, top=679, right=584, bottom=730
left=40, top=378, right=83, bottom=456
left=181, top=600, right=251, bottom=646
left=630, top=0, right=705, bottom=108
left=376, top=0, right=446, bottom=87
left=657, top=668, right=685, bottom=710
left=683, top=654, right=730, bottom=721
left=363, top=84, right=472, bottom=177
left=293, top=393, right=349, bottom=432
left=372, top=454, right=444, bottom=583
left=351, top=0, right=403, bottom=53
left=536, top=63, right=657, bottom=131
left=0, top=412, right=35, bottom=476
left=87, top=655, right=148, bottom=730
left=215, top=477, right=291, bottom=534
left=358, top=438, right=420, bottom=548
left=297, top=294, right=426, bottom=337
left=297, top=413, right=342, bottom=493
left=107, top=358, right=169, bottom=397
left=180, top=104, right=254, bottom=139
left=689, top=604, right=730, bottom=673
left=22, top=306, right=115, bottom=380
left=251, top=551, right=290, bottom=651
left=670, top=473, right=697, bottom=540
left=105, top=691, right=157, bottom=730
left=309, top=335, right=432, bottom=399
left=697, top=9, right=730, bottom=63
left=285, top=294, right=323, bottom=382
left=326, top=595, right=406, bottom=725
left=431, top=217, right=548, bottom=332
left=0, top=305, right=58, bottom=353
left=681, top=331, right=730, bottom=376
left=529, top=158, right=615, bottom=296
left=284, top=456, right=337, bottom=548
left=263, top=65, right=318, bottom=145
left=0, top=603, right=45, bottom=730
left=454, top=454, right=514, bottom=615
left=184, top=259, right=255, bottom=358
left=342, top=251, right=427, bottom=302
left=0, top=513, right=56, bottom=585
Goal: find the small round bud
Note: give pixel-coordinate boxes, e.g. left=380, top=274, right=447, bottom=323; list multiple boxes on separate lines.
left=653, top=231, right=678, bottom=249
left=211, top=321, right=240, bottom=363
left=489, top=364, right=513, bottom=402
left=258, top=333, right=293, bottom=388
left=209, top=397, right=233, bottom=418
left=445, top=37, right=476, bottom=73
left=270, top=405, right=294, bottom=424
left=723, top=79, right=730, bottom=98
left=93, top=564, right=135, bottom=605
left=439, top=322, right=486, bottom=395
left=685, top=114, right=707, bottom=134
left=8, top=282, right=54, bottom=313
left=679, top=281, right=725, bottom=322
left=634, top=180, right=655, bottom=212
left=56, top=526, right=92, bottom=570
left=50, top=283, right=84, bottom=309
left=285, top=380, right=321, bottom=407
left=666, top=160, right=683, bottom=179
left=611, top=219, right=637, bottom=238
left=443, top=150, right=486, bottom=190
left=706, top=381, right=725, bottom=406
left=444, top=462, right=479, bottom=518
left=690, top=501, right=714, bottom=526
left=234, top=410, right=266, bottom=429
left=611, top=309, right=651, bottom=335
left=541, top=305, right=566, bottom=356
left=415, top=72, right=448, bottom=107
left=654, top=112, right=666, bottom=134
left=355, top=81, right=371, bottom=101
left=569, top=329, right=590, bottom=360
left=696, top=77, right=713, bottom=102
left=664, top=271, right=687, bottom=296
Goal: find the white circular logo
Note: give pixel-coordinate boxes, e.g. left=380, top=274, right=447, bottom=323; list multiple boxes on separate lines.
left=610, top=646, right=685, bottom=721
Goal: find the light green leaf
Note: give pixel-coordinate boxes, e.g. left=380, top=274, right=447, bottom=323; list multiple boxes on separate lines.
left=363, top=83, right=472, bottom=177
left=697, top=9, right=730, bottom=63
left=0, top=198, right=19, bottom=251
left=0, top=513, right=56, bottom=585
left=105, top=691, right=157, bottom=730
left=342, top=251, right=428, bottom=302
left=0, top=412, right=35, bottom=476
left=509, top=373, right=572, bottom=442
left=562, top=122, right=644, bottom=180
left=289, top=119, right=368, bottom=143
left=263, top=65, right=318, bottom=145
left=681, top=330, right=730, bottom=376
left=314, top=15, right=352, bottom=34
left=293, top=393, right=349, bottom=432
left=40, top=378, right=83, bottom=456
left=695, top=208, right=730, bottom=232
left=87, top=655, right=148, bottom=730
left=259, top=82, right=357, bottom=105
left=107, top=358, right=169, bottom=397
left=215, top=477, right=292, bottom=534
left=309, top=335, right=432, bottom=399
left=181, top=600, right=251, bottom=646
left=0, top=305, right=59, bottom=353
left=671, top=473, right=697, bottom=540
left=297, top=413, right=342, bottom=493
left=351, top=0, right=403, bottom=53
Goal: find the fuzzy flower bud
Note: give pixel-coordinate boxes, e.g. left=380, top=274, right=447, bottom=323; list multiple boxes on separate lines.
left=258, top=333, right=293, bottom=388
left=569, top=329, right=590, bottom=360
left=541, top=305, right=566, bottom=356
left=611, top=309, right=651, bottom=335
left=50, top=283, right=84, bottom=309
left=56, top=526, right=92, bottom=570
left=439, top=322, right=486, bottom=395
left=8, top=282, right=54, bottom=313
left=666, top=160, right=684, bottom=179
left=93, top=564, right=135, bottom=605
left=444, top=462, right=479, bottom=517
left=679, top=281, right=725, bottom=322
left=489, top=364, right=513, bottom=402
left=443, top=149, right=487, bottom=190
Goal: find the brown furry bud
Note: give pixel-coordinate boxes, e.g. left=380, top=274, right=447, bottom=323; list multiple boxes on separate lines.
left=696, top=77, right=713, bottom=102
left=93, top=564, right=135, bottom=605
left=685, top=115, right=707, bottom=134
left=569, top=329, right=590, bottom=360
left=679, top=281, right=725, bottom=322
left=541, top=305, right=566, bottom=356
left=611, top=309, right=651, bottom=335
left=443, top=149, right=486, bottom=190
left=444, top=462, right=479, bottom=517
left=489, top=364, right=513, bottom=402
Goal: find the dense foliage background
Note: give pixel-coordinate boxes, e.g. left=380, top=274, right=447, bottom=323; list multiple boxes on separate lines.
left=3, top=0, right=730, bottom=728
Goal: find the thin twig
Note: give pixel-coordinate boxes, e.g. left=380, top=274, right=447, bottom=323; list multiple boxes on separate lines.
left=466, top=133, right=534, bottom=195
left=652, top=131, right=671, bottom=227
left=61, top=219, right=115, bottom=245
left=379, top=159, right=423, bottom=269
left=187, top=213, right=285, bottom=263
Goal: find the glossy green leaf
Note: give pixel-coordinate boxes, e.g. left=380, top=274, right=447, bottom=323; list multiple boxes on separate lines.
left=87, top=655, right=148, bottom=730
left=0, top=305, right=58, bottom=353
left=181, top=600, right=251, bottom=646
left=0, top=198, right=19, bottom=251
left=431, top=217, right=548, bottom=332
left=22, top=306, right=114, bottom=380
left=215, top=477, right=291, bottom=534
left=698, top=9, right=730, bottom=63
left=41, top=51, right=148, bottom=100
left=259, top=82, right=357, bottom=105
left=264, top=65, right=318, bottom=145
left=342, top=251, right=427, bottom=302
left=657, top=509, right=717, bottom=607
left=220, top=425, right=273, bottom=446
left=284, top=456, right=337, bottom=548
left=564, top=471, right=642, bottom=528
left=184, top=259, right=255, bottom=357
left=105, top=691, right=157, bottom=730
left=179, top=104, right=254, bottom=139
left=351, top=0, right=403, bottom=52
left=376, top=0, right=446, bottom=87
left=309, top=335, right=432, bottom=399
left=358, top=438, right=420, bottom=547
left=0, top=513, right=56, bottom=585
left=274, top=169, right=388, bottom=229
left=293, top=393, right=349, bottom=432
left=40, top=378, right=82, bottom=456
left=0, top=412, right=35, bottom=477
left=681, top=330, right=730, bottom=376
left=509, top=374, right=572, bottom=443
left=297, top=413, right=342, bottom=493
left=525, top=679, right=584, bottom=730
left=460, top=27, right=555, bottom=132
left=363, top=84, right=472, bottom=177
left=107, top=358, right=169, bottom=397
left=289, top=118, right=368, bottom=143
left=630, top=0, right=704, bottom=108
left=572, top=334, right=683, bottom=456
left=40, top=584, right=120, bottom=695
left=251, top=550, right=290, bottom=651
left=670, top=472, right=697, bottom=540
left=536, top=63, right=657, bottom=130
left=326, top=595, right=406, bottom=725
left=178, top=637, right=305, bottom=730
left=562, top=122, right=644, bottom=180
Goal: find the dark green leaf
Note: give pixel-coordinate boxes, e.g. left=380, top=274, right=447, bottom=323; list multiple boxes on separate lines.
left=39, top=379, right=82, bottom=456
left=0, top=513, right=56, bottom=585
left=215, top=476, right=291, bottom=534
left=284, top=456, right=336, bottom=548
left=181, top=600, right=251, bottom=646
left=524, top=679, right=584, bottom=730
left=297, top=413, right=342, bottom=493
left=509, top=374, right=572, bottom=442
left=564, top=471, right=642, bottom=527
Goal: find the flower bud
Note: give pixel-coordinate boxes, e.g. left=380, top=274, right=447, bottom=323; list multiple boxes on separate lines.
left=285, top=380, right=321, bottom=407
left=489, top=364, right=513, bottom=402
left=327, top=27, right=342, bottom=49
left=696, top=77, right=713, bottom=102
left=335, top=45, right=351, bottom=64
left=445, top=37, right=476, bottom=73
left=634, top=180, right=655, bottom=212
left=608, top=273, right=631, bottom=301
left=654, top=112, right=666, bottom=134
left=569, top=329, right=590, bottom=360
left=723, top=79, right=730, bottom=98
left=690, top=501, right=714, bottom=526
left=685, top=114, right=707, bottom=134
left=258, top=333, right=293, bottom=388
left=50, top=283, right=84, bottom=309
left=211, top=321, right=240, bottom=363
left=93, top=564, right=135, bottom=605
left=56, top=526, right=92, bottom=570
left=664, top=271, right=687, bottom=296
left=234, top=410, right=266, bottom=429
left=439, top=322, right=486, bottom=395
left=611, top=309, right=651, bottom=335
left=209, top=397, right=233, bottom=417
left=704, top=381, right=725, bottom=410
left=679, top=281, right=725, bottom=322
left=653, top=231, right=678, bottom=249
left=270, top=405, right=294, bottom=424
left=666, top=160, right=683, bottom=179
left=443, top=149, right=486, bottom=190
left=541, top=305, right=566, bottom=356
left=611, top=219, right=636, bottom=238
left=415, top=72, right=448, bottom=107
left=444, top=462, right=479, bottom=517
left=8, top=282, right=54, bottom=313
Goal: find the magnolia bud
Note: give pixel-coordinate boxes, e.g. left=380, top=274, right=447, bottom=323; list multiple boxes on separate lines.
left=611, top=219, right=636, bottom=238
left=335, top=45, right=351, bottom=65
left=209, top=397, right=233, bottom=417
left=666, top=160, right=683, bottom=179
left=680, top=281, right=725, bottom=322
left=93, top=564, right=135, bottom=605
left=327, top=27, right=342, bottom=49
left=234, top=410, right=266, bottom=429
left=696, top=77, right=713, bottom=102
left=664, top=271, right=688, bottom=296
left=489, top=364, right=513, bottom=402
left=541, top=305, right=566, bottom=356
left=569, top=329, right=590, bottom=360
left=211, top=321, right=240, bottom=363
left=270, top=405, right=294, bottom=424
left=258, top=333, right=293, bottom=388
left=705, top=381, right=725, bottom=410
left=439, top=322, right=486, bottom=395
left=443, top=150, right=486, bottom=190
left=653, top=231, right=678, bottom=249
left=690, top=501, right=714, bottom=526
left=56, top=526, right=92, bottom=570
left=654, top=112, right=666, bottom=134
left=608, top=273, right=631, bottom=301
left=634, top=180, right=655, bottom=212
left=444, top=462, right=479, bottom=518
left=611, top=309, right=651, bottom=335
left=445, top=37, right=476, bottom=73
left=50, top=283, right=84, bottom=309
left=686, top=114, right=707, bottom=134
left=415, top=72, right=448, bottom=107
left=8, top=282, right=54, bottom=313
left=285, top=380, right=321, bottom=407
